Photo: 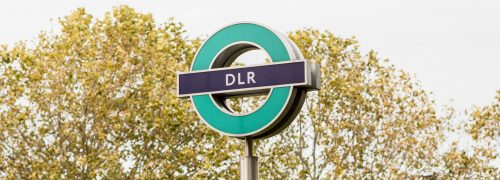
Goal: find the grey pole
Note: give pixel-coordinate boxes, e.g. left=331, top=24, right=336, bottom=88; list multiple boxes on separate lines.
left=241, top=138, right=258, bottom=180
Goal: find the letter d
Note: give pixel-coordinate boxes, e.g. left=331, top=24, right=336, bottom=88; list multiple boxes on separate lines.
left=226, top=74, right=235, bottom=86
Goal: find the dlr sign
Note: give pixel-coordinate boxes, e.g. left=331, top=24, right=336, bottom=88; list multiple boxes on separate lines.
left=177, top=61, right=313, bottom=97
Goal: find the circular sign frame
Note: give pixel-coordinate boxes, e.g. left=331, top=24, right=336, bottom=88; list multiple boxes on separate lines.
left=190, top=22, right=307, bottom=139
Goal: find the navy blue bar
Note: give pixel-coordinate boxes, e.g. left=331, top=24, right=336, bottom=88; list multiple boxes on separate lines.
left=178, top=61, right=306, bottom=96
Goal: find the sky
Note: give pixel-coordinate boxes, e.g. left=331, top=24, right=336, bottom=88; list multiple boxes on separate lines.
left=1, top=0, right=499, bottom=114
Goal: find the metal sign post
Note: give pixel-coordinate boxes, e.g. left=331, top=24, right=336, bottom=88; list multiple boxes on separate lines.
left=177, top=22, right=320, bottom=179
left=241, top=138, right=258, bottom=180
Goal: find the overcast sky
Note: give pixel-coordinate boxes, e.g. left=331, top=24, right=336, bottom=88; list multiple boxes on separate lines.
left=1, top=0, right=499, bottom=113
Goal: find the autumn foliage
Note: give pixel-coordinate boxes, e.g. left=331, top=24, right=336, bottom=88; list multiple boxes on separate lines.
left=0, top=6, right=498, bottom=179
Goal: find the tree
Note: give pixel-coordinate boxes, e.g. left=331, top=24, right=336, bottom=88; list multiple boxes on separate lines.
left=0, top=6, right=239, bottom=179
left=254, top=30, right=444, bottom=179
left=469, top=90, right=499, bottom=142
left=439, top=90, right=499, bottom=178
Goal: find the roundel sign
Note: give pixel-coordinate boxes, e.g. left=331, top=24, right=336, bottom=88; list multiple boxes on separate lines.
left=178, top=22, right=320, bottom=139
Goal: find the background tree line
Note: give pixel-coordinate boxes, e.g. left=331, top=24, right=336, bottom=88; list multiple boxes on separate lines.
left=0, top=6, right=498, bottom=179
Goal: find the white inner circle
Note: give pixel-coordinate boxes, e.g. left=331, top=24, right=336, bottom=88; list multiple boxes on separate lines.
left=223, top=49, right=271, bottom=115
left=209, top=42, right=273, bottom=117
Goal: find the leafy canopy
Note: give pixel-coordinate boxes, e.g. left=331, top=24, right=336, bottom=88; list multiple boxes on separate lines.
left=1, top=6, right=498, bottom=179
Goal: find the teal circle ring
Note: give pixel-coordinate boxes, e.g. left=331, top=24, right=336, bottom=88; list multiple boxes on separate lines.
left=191, top=23, right=300, bottom=138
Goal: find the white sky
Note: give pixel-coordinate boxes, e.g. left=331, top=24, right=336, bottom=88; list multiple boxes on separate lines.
left=1, top=0, right=499, bottom=113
